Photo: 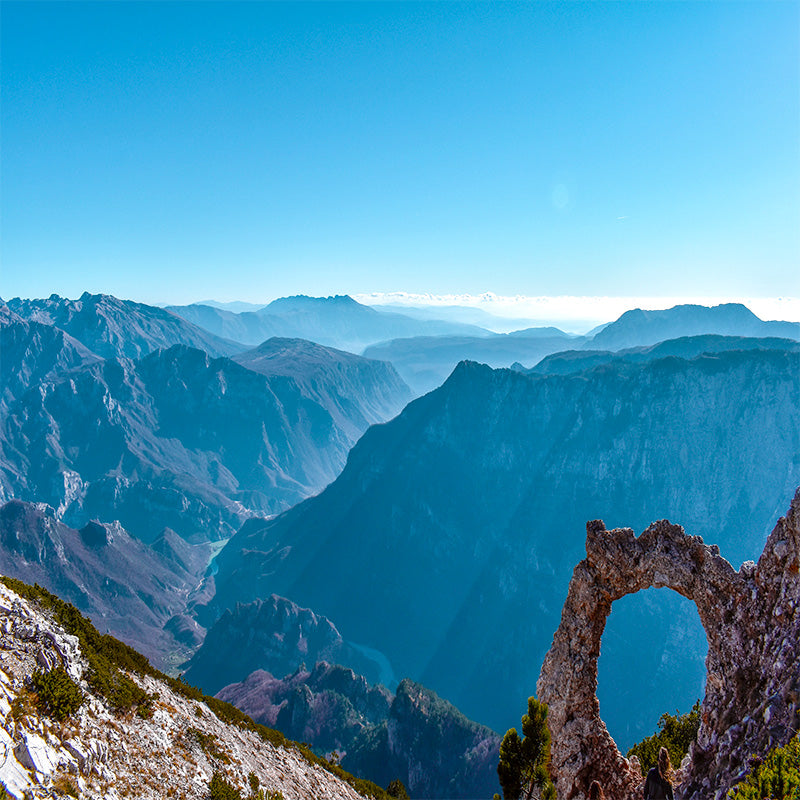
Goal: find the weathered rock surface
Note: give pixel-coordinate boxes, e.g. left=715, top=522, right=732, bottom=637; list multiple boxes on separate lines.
left=538, top=487, right=800, bottom=800
left=0, top=579, right=373, bottom=799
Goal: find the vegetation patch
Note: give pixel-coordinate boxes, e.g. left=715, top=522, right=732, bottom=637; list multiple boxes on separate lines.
left=189, top=726, right=231, bottom=764
left=29, top=667, right=83, bottom=721
left=209, top=770, right=242, bottom=800
left=498, top=697, right=556, bottom=800
left=627, top=701, right=701, bottom=773
left=729, top=735, right=800, bottom=800
left=52, top=773, right=80, bottom=798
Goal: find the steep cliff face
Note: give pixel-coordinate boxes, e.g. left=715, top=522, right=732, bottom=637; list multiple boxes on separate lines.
left=0, top=579, right=377, bottom=800
left=232, top=338, right=411, bottom=439
left=0, top=316, right=100, bottom=412
left=211, top=349, right=800, bottom=738
left=538, top=487, right=800, bottom=800
left=1, top=340, right=407, bottom=542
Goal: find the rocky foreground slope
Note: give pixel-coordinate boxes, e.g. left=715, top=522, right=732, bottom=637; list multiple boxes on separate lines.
left=0, top=579, right=383, bottom=800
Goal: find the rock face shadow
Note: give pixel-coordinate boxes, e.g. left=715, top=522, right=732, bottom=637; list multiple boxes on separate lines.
left=537, top=488, right=800, bottom=800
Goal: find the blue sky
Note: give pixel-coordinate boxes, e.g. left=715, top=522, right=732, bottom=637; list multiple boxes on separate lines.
left=2, top=1, right=799, bottom=316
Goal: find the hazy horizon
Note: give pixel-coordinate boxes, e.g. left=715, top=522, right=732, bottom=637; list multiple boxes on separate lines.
left=5, top=288, right=798, bottom=336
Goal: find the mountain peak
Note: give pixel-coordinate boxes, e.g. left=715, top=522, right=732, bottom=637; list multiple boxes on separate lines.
left=264, top=294, right=363, bottom=312
left=591, top=302, right=799, bottom=350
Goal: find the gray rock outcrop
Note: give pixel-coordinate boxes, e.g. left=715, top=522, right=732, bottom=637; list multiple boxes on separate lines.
left=538, top=487, right=800, bottom=800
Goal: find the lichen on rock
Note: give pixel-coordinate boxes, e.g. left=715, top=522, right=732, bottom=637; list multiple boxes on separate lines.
left=537, top=487, right=800, bottom=800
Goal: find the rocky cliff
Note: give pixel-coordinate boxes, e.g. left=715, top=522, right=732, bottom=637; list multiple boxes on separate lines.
left=0, top=578, right=383, bottom=800
left=538, top=487, right=800, bottom=800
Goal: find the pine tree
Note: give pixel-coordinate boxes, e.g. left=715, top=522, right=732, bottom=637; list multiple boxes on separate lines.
left=498, top=697, right=557, bottom=800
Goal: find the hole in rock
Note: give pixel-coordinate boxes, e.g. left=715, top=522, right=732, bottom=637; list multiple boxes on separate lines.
left=596, top=587, right=707, bottom=754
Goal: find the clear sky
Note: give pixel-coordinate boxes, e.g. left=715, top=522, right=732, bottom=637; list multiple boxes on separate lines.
left=2, top=1, right=799, bottom=316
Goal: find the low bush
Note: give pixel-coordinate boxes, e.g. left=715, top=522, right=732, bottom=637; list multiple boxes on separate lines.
left=729, top=736, right=800, bottom=800
left=209, top=770, right=242, bottom=800
left=29, top=667, right=83, bottom=721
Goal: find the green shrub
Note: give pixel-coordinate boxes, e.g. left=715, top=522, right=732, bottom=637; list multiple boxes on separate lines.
left=627, top=700, right=701, bottom=773
left=209, top=770, right=242, bottom=800
left=29, top=667, right=83, bottom=721
left=387, top=778, right=410, bottom=799
left=729, top=736, right=800, bottom=800
left=498, top=697, right=556, bottom=800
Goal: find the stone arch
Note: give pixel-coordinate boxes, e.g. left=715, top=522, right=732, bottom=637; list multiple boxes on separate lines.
left=537, top=491, right=800, bottom=800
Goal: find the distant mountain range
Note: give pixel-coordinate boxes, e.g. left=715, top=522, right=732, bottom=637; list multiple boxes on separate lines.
left=525, top=334, right=800, bottom=376
left=365, top=302, right=800, bottom=394
left=363, top=329, right=577, bottom=394
left=219, top=664, right=502, bottom=799
left=209, top=344, right=800, bottom=746
left=0, top=299, right=411, bottom=542
left=167, top=294, right=489, bottom=353
left=159, top=297, right=800, bottom=396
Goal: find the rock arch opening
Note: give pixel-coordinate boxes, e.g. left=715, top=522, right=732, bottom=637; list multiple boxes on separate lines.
left=537, top=491, right=800, bottom=800
left=596, top=586, right=707, bottom=752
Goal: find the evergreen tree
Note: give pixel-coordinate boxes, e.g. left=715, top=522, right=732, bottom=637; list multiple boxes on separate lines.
left=498, top=697, right=556, bottom=800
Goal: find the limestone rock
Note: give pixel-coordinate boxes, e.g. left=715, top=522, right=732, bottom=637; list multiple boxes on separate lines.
left=538, top=487, right=800, bottom=800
